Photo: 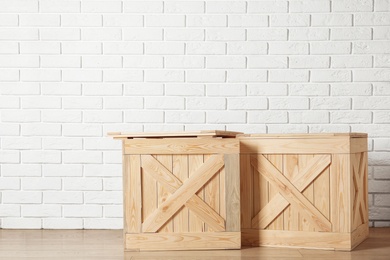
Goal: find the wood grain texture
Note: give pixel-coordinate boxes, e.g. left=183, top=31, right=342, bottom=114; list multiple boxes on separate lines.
left=188, top=155, right=205, bottom=232
left=240, top=154, right=252, bottom=229
left=125, top=139, right=239, bottom=155
left=173, top=155, right=189, bottom=233
left=109, top=130, right=242, bottom=139
left=204, top=154, right=220, bottom=232
left=225, top=154, right=240, bottom=232
left=156, top=155, right=173, bottom=233
left=266, top=154, right=284, bottom=230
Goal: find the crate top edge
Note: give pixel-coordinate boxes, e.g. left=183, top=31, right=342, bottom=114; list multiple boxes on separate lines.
left=237, top=132, right=368, bottom=139
left=107, top=130, right=243, bottom=139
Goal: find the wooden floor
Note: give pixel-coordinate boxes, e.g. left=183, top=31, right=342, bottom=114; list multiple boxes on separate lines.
left=0, top=228, right=388, bottom=259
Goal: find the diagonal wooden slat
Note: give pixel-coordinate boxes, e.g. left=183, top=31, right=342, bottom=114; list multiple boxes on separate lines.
left=142, top=154, right=225, bottom=233
left=251, top=154, right=331, bottom=229
left=251, top=155, right=332, bottom=232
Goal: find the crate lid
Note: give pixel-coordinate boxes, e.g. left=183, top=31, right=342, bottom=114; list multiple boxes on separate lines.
left=237, top=132, right=367, bottom=139
left=107, top=130, right=243, bottom=139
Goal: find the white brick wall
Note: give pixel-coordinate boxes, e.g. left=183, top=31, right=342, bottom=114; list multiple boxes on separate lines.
left=0, top=0, right=389, bottom=229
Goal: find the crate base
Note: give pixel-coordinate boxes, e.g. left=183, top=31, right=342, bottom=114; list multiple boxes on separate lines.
left=242, top=223, right=368, bottom=251
left=125, top=232, right=241, bottom=251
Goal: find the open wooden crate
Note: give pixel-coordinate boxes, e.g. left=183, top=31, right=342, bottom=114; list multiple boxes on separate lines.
left=109, top=130, right=241, bottom=251
left=238, top=133, right=369, bottom=251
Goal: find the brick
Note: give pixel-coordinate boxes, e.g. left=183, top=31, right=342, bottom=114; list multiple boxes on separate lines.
left=85, top=191, right=122, bottom=204
left=165, top=111, right=205, bottom=123
left=145, top=15, right=185, bottom=27
left=82, top=1, right=122, bottom=13
left=44, top=191, right=83, bottom=204
left=82, top=56, right=122, bottom=68
left=21, top=69, right=61, bottom=82
left=103, top=70, right=143, bottom=82
left=125, top=110, right=164, bottom=123
left=375, top=54, right=390, bottom=68
left=104, top=205, right=122, bottom=218
left=22, top=177, right=61, bottom=191
left=332, top=56, right=373, bottom=68
left=311, top=42, right=351, bottom=54
left=43, top=137, right=83, bottom=150
left=248, top=28, right=287, bottom=41
left=43, top=219, right=83, bottom=229
left=375, top=139, right=390, bottom=151
left=0, top=151, right=19, bottom=163
left=1, top=110, right=40, bottom=122
left=0, top=0, right=38, bottom=13
left=165, top=28, right=204, bottom=41
left=0, top=205, right=20, bottom=217
left=187, top=70, right=225, bottom=83
left=64, top=205, right=102, bottom=217
left=228, top=70, right=267, bottom=82
left=0, top=14, right=18, bottom=26
left=248, top=56, right=288, bottom=69
left=84, top=138, right=121, bottom=150
left=0, top=42, right=18, bottom=54
left=332, top=0, right=373, bottom=12
left=228, top=97, right=267, bottom=110
left=2, top=165, right=41, bottom=177
left=104, top=97, right=143, bottom=109
left=166, top=84, right=205, bottom=96
left=124, top=83, right=163, bottom=96
left=187, top=15, right=226, bottom=27
left=206, top=1, right=246, bottom=13
left=289, top=111, right=330, bottom=123
left=207, top=84, right=246, bottom=96
left=124, top=1, right=163, bottom=13
left=124, top=28, right=162, bottom=41
left=374, top=111, right=390, bottom=123
left=311, top=97, right=352, bottom=109
left=84, top=111, right=123, bottom=123
left=84, top=218, right=122, bottom=229
left=61, top=14, right=102, bottom=27
left=22, top=151, right=61, bottom=164
left=311, top=70, right=352, bottom=82
left=145, top=42, right=185, bottom=55
left=289, top=84, right=330, bottom=96
left=248, top=111, right=288, bottom=123
left=312, top=14, right=353, bottom=27
left=22, top=97, right=61, bottom=109
left=369, top=180, right=390, bottom=193
left=354, top=97, right=390, bottom=109
left=0, top=124, right=20, bottom=136
left=369, top=152, right=390, bottom=165
left=331, top=111, right=372, bottom=123
left=248, top=1, right=288, bottom=13
left=40, top=28, right=80, bottom=41
left=103, top=42, right=142, bottom=54
left=83, top=83, right=122, bottom=96
left=2, top=218, right=41, bottom=229
left=207, top=111, right=246, bottom=123
left=104, top=14, right=143, bottom=27
left=268, top=124, right=308, bottom=133
left=355, top=13, right=390, bottom=26
left=62, top=42, right=102, bottom=54
left=331, top=83, right=372, bottom=96
left=331, top=28, right=372, bottom=40
left=21, top=42, right=60, bottom=54
left=354, top=69, right=390, bottom=82
left=0, top=83, right=40, bottom=95
left=165, top=1, right=204, bottom=13
left=0, top=69, right=19, bottom=81
left=375, top=0, right=390, bottom=11
left=374, top=82, right=390, bottom=95
left=207, top=28, right=246, bottom=41
left=269, top=97, right=309, bottom=110
left=42, top=110, right=82, bottom=123
left=2, top=137, right=41, bottom=150
left=187, top=42, right=226, bottom=55
left=290, top=1, right=331, bottom=13
left=40, top=0, right=80, bottom=13
left=62, top=124, right=102, bottom=137
left=145, top=97, right=185, bottom=110
left=63, top=97, right=102, bottom=109
left=41, top=56, right=81, bottom=68
left=270, top=14, right=310, bottom=27
left=0, top=96, right=19, bottom=108
left=84, top=164, right=121, bottom=177
left=104, top=178, right=122, bottom=191
left=2, top=191, right=41, bottom=204
left=0, top=55, right=38, bottom=68
left=290, top=56, right=330, bottom=69
left=207, top=56, right=246, bottom=69
left=145, top=70, right=184, bottom=82
left=309, top=124, right=351, bottom=133
left=82, top=28, right=121, bottom=41
left=227, top=124, right=267, bottom=134
left=229, top=15, right=268, bottom=27
left=63, top=151, right=102, bottom=164
left=20, top=14, right=60, bottom=27
left=374, top=27, right=390, bottom=40
left=269, top=70, right=309, bottom=82
left=269, top=42, right=309, bottom=55
left=353, top=41, right=390, bottom=54
left=187, top=97, right=225, bottom=110
left=0, top=28, right=38, bottom=40
left=374, top=166, right=390, bottom=179
left=0, top=178, right=20, bottom=190
left=63, top=69, right=102, bottom=82
left=165, top=56, right=204, bottom=69
left=64, top=179, right=103, bottom=191
left=289, top=28, right=329, bottom=41
left=144, top=124, right=184, bottom=132
left=43, top=164, right=82, bottom=177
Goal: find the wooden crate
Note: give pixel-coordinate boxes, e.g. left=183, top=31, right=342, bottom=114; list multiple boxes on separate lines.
left=109, top=130, right=241, bottom=251
left=239, top=133, right=369, bottom=251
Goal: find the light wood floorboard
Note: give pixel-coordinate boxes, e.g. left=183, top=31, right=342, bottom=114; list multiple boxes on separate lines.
left=0, top=228, right=388, bottom=259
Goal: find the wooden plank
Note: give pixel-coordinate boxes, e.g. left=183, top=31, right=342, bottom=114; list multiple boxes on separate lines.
left=240, top=154, right=252, bottom=229
left=299, top=155, right=315, bottom=232
left=141, top=155, right=157, bottom=226
left=173, top=155, right=189, bottom=233
left=362, top=152, right=369, bottom=225
left=125, top=139, right=239, bottom=155
left=314, top=163, right=330, bottom=230
left=330, top=154, right=351, bottom=233
left=241, top=229, right=351, bottom=251
left=225, top=154, right=240, bottom=232
left=283, top=154, right=299, bottom=231
left=125, top=232, right=240, bottom=251
left=204, top=154, right=220, bottom=232
left=266, top=154, right=284, bottom=230
left=238, top=133, right=367, bottom=138
left=251, top=155, right=331, bottom=232
left=189, top=155, right=205, bottom=232
left=351, top=223, right=369, bottom=250
left=240, top=138, right=350, bottom=154
left=141, top=154, right=225, bottom=232
left=109, top=130, right=242, bottom=139
left=219, top=162, right=226, bottom=224
left=142, top=154, right=225, bottom=233
left=350, top=137, right=368, bottom=153
left=156, top=155, right=173, bottom=233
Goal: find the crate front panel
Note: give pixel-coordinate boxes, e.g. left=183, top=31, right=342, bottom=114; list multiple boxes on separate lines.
left=123, top=152, right=240, bottom=250
left=241, top=153, right=333, bottom=233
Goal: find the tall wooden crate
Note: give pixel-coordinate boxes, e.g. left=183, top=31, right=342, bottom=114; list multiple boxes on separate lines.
left=109, top=131, right=241, bottom=251
left=239, top=133, right=369, bottom=251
